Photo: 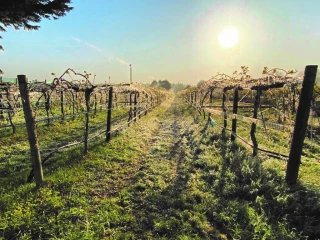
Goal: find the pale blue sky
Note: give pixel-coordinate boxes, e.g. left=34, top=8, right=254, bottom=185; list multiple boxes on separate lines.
left=0, top=0, right=319, bottom=84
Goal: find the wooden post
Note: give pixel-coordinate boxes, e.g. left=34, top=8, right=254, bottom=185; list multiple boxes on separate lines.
left=231, top=88, right=239, bottom=141
left=105, top=89, right=108, bottom=105
left=128, top=92, right=133, bottom=126
left=138, top=95, right=141, bottom=119
left=84, top=88, right=93, bottom=154
left=44, top=92, right=51, bottom=125
left=60, top=90, right=64, bottom=120
left=134, top=92, right=137, bottom=122
left=18, top=75, right=44, bottom=187
left=145, top=94, right=148, bottom=115
left=251, top=88, right=261, bottom=156
left=94, top=93, right=97, bottom=115
left=71, top=91, right=75, bottom=120
left=106, top=87, right=113, bottom=142
left=222, top=88, right=227, bottom=134
left=286, top=65, right=318, bottom=185
left=208, top=89, right=213, bottom=121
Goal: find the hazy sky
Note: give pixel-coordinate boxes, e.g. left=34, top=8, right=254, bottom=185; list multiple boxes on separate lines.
left=0, top=0, right=319, bottom=85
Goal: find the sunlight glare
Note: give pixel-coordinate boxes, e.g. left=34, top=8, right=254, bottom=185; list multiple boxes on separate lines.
left=218, top=27, right=239, bottom=48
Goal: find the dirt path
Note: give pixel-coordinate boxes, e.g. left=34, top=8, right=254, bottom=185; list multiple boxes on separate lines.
left=119, top=99, right=209, bottom=238
left=100, top=98, right=194, bottom=192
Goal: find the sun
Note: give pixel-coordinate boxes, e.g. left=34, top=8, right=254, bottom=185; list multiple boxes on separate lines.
left=218, top=27, right=239, bottom=48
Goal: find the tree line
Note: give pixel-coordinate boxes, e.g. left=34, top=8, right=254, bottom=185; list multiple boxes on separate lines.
left=150, top=79, right=197, bottom=94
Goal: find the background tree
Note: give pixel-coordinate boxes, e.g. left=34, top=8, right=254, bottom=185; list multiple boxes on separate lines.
left=158, top=80, right=171, bottom=90
left=171, top=83, right=190, bottom=94
left=0, top=0, right=73, bottom=50
left=197, top=80, right=205, bottom=87
left=150, top=80, right=158, bottom=87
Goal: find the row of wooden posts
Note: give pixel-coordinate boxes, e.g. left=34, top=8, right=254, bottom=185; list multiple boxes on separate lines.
left=17, top=75, right=161, bottom=187
left=186, top=65, right=318, bottom=185
left=188, top=83, right=285, bottom=154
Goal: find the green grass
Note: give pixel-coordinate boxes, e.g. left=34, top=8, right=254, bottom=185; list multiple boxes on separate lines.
left=0, top=96, right=320, bottom=239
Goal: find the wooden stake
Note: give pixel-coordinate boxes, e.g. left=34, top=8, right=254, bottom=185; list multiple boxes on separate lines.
left=106, top=87, right=113, bottom=142
left=94, top=93, right=97, bottom=115
left=208, top=89, right=213, bottom=122
left=84, top=88, right=93, bottom=154
left=286, top=65, right=318, bottom=185
left=60, top=90, right=64, bottom=120
left=250, top=87, right=261, bottom=156
left=222, top=88, right=227, bottom=134
left=231, top=88, right=239, bottom=141
left=44, top=92, right=51, bottom=125
left=71, top=91, right=75, bottom=120
left=18, top=75, right=44, bottom=187
left=100, top=92, right=103, bottom=111
left=128, top=93, right=133, bottom=126
left=134, top=93, right=137, bottom=122
left=145, top=94, right=148, bottom=116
